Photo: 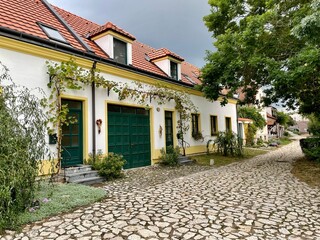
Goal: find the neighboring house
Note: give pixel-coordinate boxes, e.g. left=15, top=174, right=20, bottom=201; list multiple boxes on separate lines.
left=0, top=0, right=238, bottom=173
left=237, top=88, right=269, bottom=142
left=266, top=106, right=284, bottom=139
left=238, top=118, right=254, bottom=145
left=290, top=112, right=309, bottom=134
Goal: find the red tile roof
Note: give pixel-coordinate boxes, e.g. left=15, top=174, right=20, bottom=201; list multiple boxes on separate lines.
left=87, top=22, right=136, bottom=41
left=132, top=42, right=168, bottom=77
left=147, top=48, right=184, bottom=62
left=53, top=6, right=108, bottom=58
left=238, top=118, right=253, bottom=123
left=0, top=0, right=202, bottom=86
left=0, top=0, right=85, bottom=51
left=181, top=62, right=202, bottom=85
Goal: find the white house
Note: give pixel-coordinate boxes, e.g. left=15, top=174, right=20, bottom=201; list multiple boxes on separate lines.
left=0, top=0, right=238, bottom=173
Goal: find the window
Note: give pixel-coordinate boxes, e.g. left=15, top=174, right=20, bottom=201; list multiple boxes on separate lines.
left=225, top=117, right=232, bottom=132
left=113, top=38, right=127, bottom=64
left=170, top=61, right=178, bottom=80
left=191, top=114, right=200, bottom=135
left=210, top=116, right=218, bottom=136
left=39, top=24, right=68, bottom=43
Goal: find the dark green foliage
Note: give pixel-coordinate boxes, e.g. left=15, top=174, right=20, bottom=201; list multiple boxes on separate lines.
left=94, top=153, right=126, bottom=180
left=214, top=131, right=243, bottom=157
left=0, top=62, right=47, bottom=230
left=256, top=137, right=264, bottom=146
left=202, top=0, right=320, bottom=116
left=300, top=138, right=320, bottom=162
left=246, top=124, right=257, bottom=146
left=308, top=114, right=320, bottom=136
left=238, top=106, right=265, bottom=129
left=277, top=112, right=295, bottom=128
left=238, top=106, right=265, bottom=146
left=159, top=146, right=180, bottom=166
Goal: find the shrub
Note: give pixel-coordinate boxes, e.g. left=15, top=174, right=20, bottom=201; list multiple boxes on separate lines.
left=0, top=62, right=48, bottom=230
left=214, top=131, right=243, bottom=157
left=246, top=124, right=257, bottom=146
left=95, top=153, right=126, bottom=180
left=308, top=114, right=320, bottom=136
left=86, top=150, right=104, bottom=168
left=256, top=137, right=264, bottom=146
left=159, top=146, right=180, bottom=166
left=300, top=138, right=320, bottom=162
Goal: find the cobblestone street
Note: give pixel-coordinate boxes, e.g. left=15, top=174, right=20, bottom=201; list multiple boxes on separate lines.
left=2, top=140, right=320, bottom=240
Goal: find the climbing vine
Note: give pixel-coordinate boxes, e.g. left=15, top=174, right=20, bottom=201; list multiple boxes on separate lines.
left=45, top=58, right=198, bottom=164
left=45, top=59, right=92, bottom=170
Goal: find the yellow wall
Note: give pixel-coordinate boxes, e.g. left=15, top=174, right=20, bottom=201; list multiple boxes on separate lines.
left=39, top=159, right=59, bottom=176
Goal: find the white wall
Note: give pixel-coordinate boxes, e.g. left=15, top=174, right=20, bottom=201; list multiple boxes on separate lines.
left=1, top=47, right=238, bottom=159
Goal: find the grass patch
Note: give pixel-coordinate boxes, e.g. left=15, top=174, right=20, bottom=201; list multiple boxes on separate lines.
left=191, top=148, right=267, bottom=167
left=18, top=182, right=106, bottom=225
left=291, top=157, right=320, bottom=188
left=279, top=137, right=292, bottom=146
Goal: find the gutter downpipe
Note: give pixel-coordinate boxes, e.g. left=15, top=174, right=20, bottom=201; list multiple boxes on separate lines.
left=91, top=61, right=97, bottom=159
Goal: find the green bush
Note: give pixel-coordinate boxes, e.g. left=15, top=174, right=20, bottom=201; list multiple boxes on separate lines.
left=94, top=153, right=126, bottom=180
left=0, top=62, right=47, bottom=230
left=246, top=124, right=257, bottom=146
left=159, top=146, right=180, bottom=166
left=86, top=150, right=104, bottom=168
left=214, top=131, right=243, bottom=157
left=300, top=138, right=320, bottom=162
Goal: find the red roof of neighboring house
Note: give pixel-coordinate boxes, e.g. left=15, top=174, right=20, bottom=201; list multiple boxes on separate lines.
left=267, top=113, right=276, bottom=120
left=238, top=118, right=253, bottom=123
left=0, top=0, right=201, bottom=86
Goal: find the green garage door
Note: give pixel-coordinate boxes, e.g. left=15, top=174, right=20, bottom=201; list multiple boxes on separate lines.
left=108, top=104, right=151, bottom=169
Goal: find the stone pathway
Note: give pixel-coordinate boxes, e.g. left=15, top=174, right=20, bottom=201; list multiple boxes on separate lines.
left=2, top=140, right=320, bottom=240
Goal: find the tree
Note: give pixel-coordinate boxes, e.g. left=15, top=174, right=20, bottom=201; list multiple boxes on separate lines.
left=0, top=62, right=48, bottom=229
left=202, top=0, right=319, bottom=118
left=276, top=111, right=295, bottom=128
left=308, top=114, right=320, bottom=136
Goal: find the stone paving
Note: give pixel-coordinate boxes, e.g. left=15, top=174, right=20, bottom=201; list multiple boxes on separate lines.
left=2, top=140, right=320, bottom=240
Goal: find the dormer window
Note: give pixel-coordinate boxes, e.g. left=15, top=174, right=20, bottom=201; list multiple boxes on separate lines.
left=170, top=61, right=178, bottom=80
left=88, top=22, right=135, bottom=65
left=113, top=38, right=127, bottom=64
left=39, top=23, right=68, bottom=44
left=148, top=48, right=183, bottom=80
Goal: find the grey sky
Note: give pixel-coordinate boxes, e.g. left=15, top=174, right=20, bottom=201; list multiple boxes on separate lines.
left=47, top=0, right=214, bottom=68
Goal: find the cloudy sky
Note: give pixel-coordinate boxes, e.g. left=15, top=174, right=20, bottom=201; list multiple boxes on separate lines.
left=47, top=0, right=214, bottom=68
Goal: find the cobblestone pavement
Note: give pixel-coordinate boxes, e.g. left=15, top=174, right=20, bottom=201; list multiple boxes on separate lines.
left=2, top=140, right=320, bottom=240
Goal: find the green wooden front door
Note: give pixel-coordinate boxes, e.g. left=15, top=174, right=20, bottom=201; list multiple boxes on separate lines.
left=165, top=111, right=174, bottom=148
left=61, top=100, right=83, bottom=167
left=108, top=105, right=151, bottom=169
